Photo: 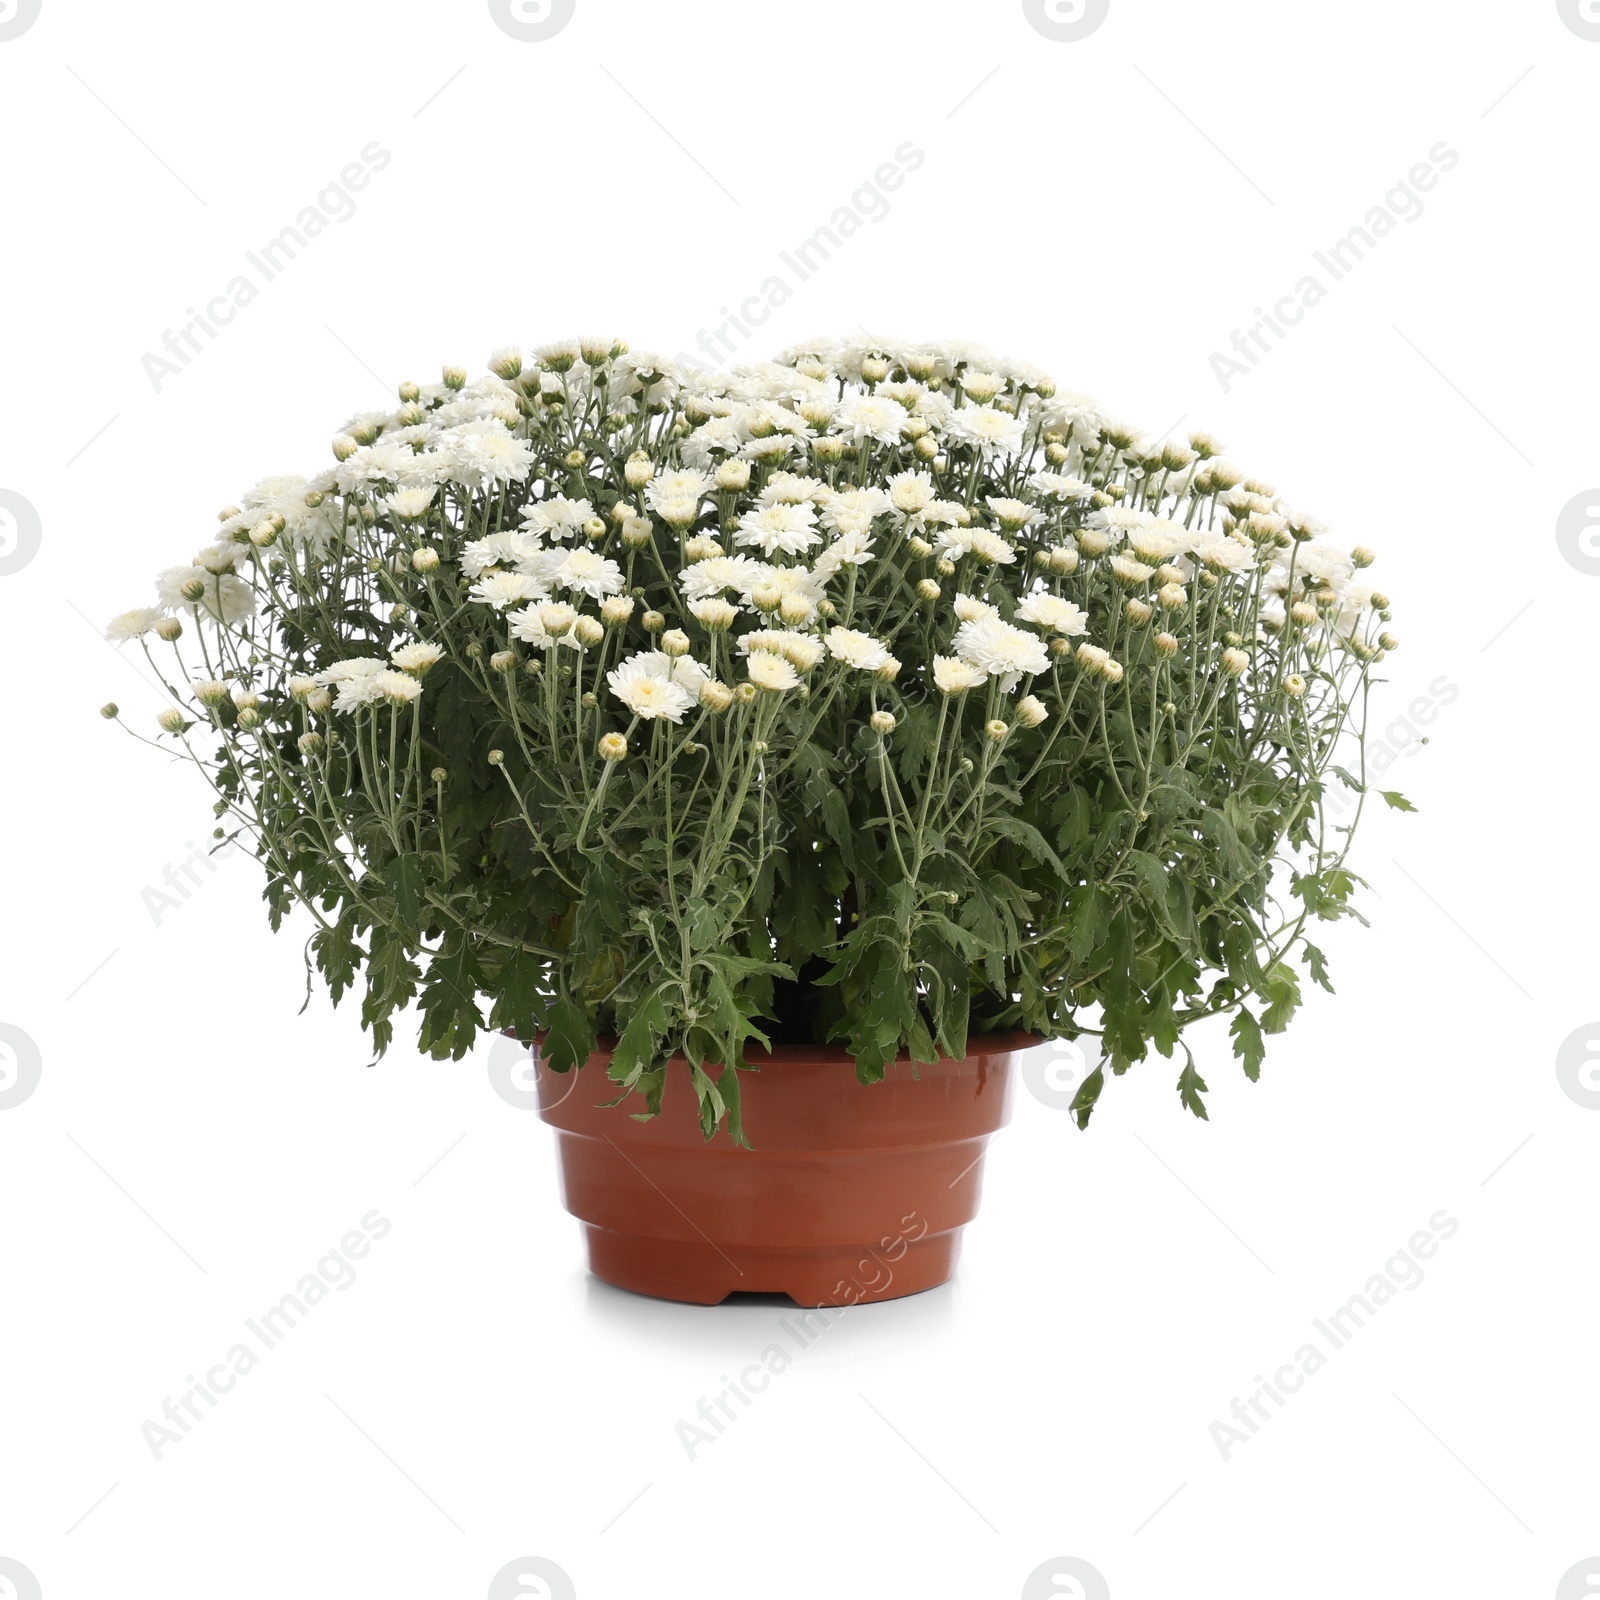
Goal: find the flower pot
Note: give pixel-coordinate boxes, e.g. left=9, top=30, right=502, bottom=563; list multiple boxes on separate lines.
left=534, top=1031, right=1033, bottom=1306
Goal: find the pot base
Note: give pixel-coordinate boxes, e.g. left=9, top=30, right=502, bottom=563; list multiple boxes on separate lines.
left=583, top=1222, right=961, bottom=1307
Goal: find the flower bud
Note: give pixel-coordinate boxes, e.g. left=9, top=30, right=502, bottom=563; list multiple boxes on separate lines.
left=1015, top=694, right=1048, bottom=728
left=237, top=706, right=263, bottom=730
left=431, top=766, right=448, bottom=783
left=716, top=459, right=751, bottom=492
left=751, top=583, right=782, bottom=613
left=1290, top=601, right=1318, bottom=626
left=621, top=516, right=653, bottom=550
left=564, top=449, right=585, bottom=470
left=935, top=558, right=956, bottom=577
left=491, top=650, right=519, bottom=673
left=157, top=707, right=186, bottom=733
left=398, top=380, right=421, bottom=402
left=1125, top=599, right=1153, bottom=625
left=907, top=535, right=934, bottom=559
left=641, top=609, right=666, bottom=634
left=443, top=365, right=467, bottom=390
left=600, top=596, right=636, bottom=628
left=100, top=702, right=119, bottom=720
left=599, top=731, right=628, bottom=762
left=331, top=434, right=358, bottom=461
left=1157, top=583, right=1187, bottom=611
left=734, top=681, right=757, bottom=703
left=700, top=680, right=734, bottom=713
left=249, top=521, right=278, bottom=549
left=539, top=603, right=577, bottom=638
left=1220, top=647, right=1249, bottom=676
left=778, top=594, right=810, bottom=625
left=985, top=719, right=1009, bottom=743
left=307, top=687, right=332, bottom=714
left=181, top=577, right=208, bottom=603
left=917, top=578, right=941, bottom=601
left=487, top=748, right=504, bottom=766
left=861, top=354, right=890, bottom=383
left=625, top=453, right=653, bottom=488
left=155, top=616, right=183, bottom=642
left=1077, top=530, right=1110, bottom=558
left=298, top=731, right=325, bottom=757
left=1049, top=547, right=1080, bottom=576
left=574, top=616, right=604, bottom=648
left=1284, top=674, right=1307, bottom=698
left=411, top=546, right=441, bottom=575
left=1350, top=545, right=1375, bottom=568
left=870, top=709, right=896, bottom=734
left=1154, top=632, right=1179, bottom=658
left=1370, top=591, right=1391, bottom=610
left=1378, top=631, right=1398, bottom=651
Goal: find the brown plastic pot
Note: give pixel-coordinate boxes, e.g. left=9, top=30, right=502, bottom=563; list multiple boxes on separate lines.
left=534, top=1031, right=1033, bottom=1306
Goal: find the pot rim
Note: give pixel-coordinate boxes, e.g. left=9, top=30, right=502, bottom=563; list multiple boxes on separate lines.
left=518, top=1026, right=1043, bottom=1069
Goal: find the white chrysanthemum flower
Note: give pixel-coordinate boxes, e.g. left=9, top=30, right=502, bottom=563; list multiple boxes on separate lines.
left=384, top=487, right=436, bottom=521
left=461, top=530, right=539, bottom=579
left=1110, top=554, right=1157, bottom=585
left=735, top=563, right=825, bottom=622
left=819, top=487, right=890, bottom=538
left=645, top=469, right=713, bottom=516
left=953, top=593, right=1000, bottom=623
left=925, top=500, right=969, bottom=528
left=887, top=470, right=935, bottom=515
left=945, top=405, right=1026, bottom=455
left=933, top=656, right=986, bottom=693
left=824, top=628, right=895, bottom=671
left=378, top=670, right=423, bottom=705
left=811, top=530, right=877, bottom=581
left=1029, top=471, right=1094, bottom=502
left=106, top=607, right=163, bottom=642
left=448, top=428, right=536, bottom=490
left=759, top=472, right=827, bottom=506
left=735, top=502, right=821, bottom=558
left=680, top=554, right=763, bottom=602
left=391, top=641, right=444, bottom=675
left=555, top=547, right=625, bottom=600
left=985, top=496, right=1041, bottom=530
left=746, top=651, right=799, bottom=692
left=1131, top=519, right=1187, bottom=563
left=313, top=657, right=390, bottom=710
left=732, top=628, right=803, bottom=666
left=1085, top=506, right=1151, bottom=542
left=156, top=568, right=256, bottom=627
left=1191, top=536, right=1253, bottom=574
left=832, top=394, right=908, bottom=444
left=953, top=617, right=1050, bottom=678
left=470, top=572, right=544, bottom=610
left=1016, top=593, right=1088, bottom=635
left=1292, top=542, right=1355, bottom=586
left=688, top=597, right=738, bottom=630
left=522, top=495, right=595, bottom=540
left=607, top=653, right=697, bottom=721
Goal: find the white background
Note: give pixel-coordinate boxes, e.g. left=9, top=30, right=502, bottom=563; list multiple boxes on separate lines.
left=1, top=1, right=1597, bottom=1596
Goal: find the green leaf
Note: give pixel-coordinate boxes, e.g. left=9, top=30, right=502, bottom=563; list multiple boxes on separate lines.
left=1178, top=1062, right=1211, bottom=1120
left=1230, top=1007, right=1265, bottom=1082
left=1378, top=790, right=1417, bottom=812
left=1070, top=1065, right=1105, bottom=1129
left=385, top=853, right=426, bottom=928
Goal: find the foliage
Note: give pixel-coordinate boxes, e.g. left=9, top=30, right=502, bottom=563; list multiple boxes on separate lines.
left=107, top=336, right=1405, bottom=1141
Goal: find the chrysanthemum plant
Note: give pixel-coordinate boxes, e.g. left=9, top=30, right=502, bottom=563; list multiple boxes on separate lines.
left=108, top=337, right=1405, bottom=1142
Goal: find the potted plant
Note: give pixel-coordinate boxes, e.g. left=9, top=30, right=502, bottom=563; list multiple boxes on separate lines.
left=105, top=335, right=1404, bottom=1305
